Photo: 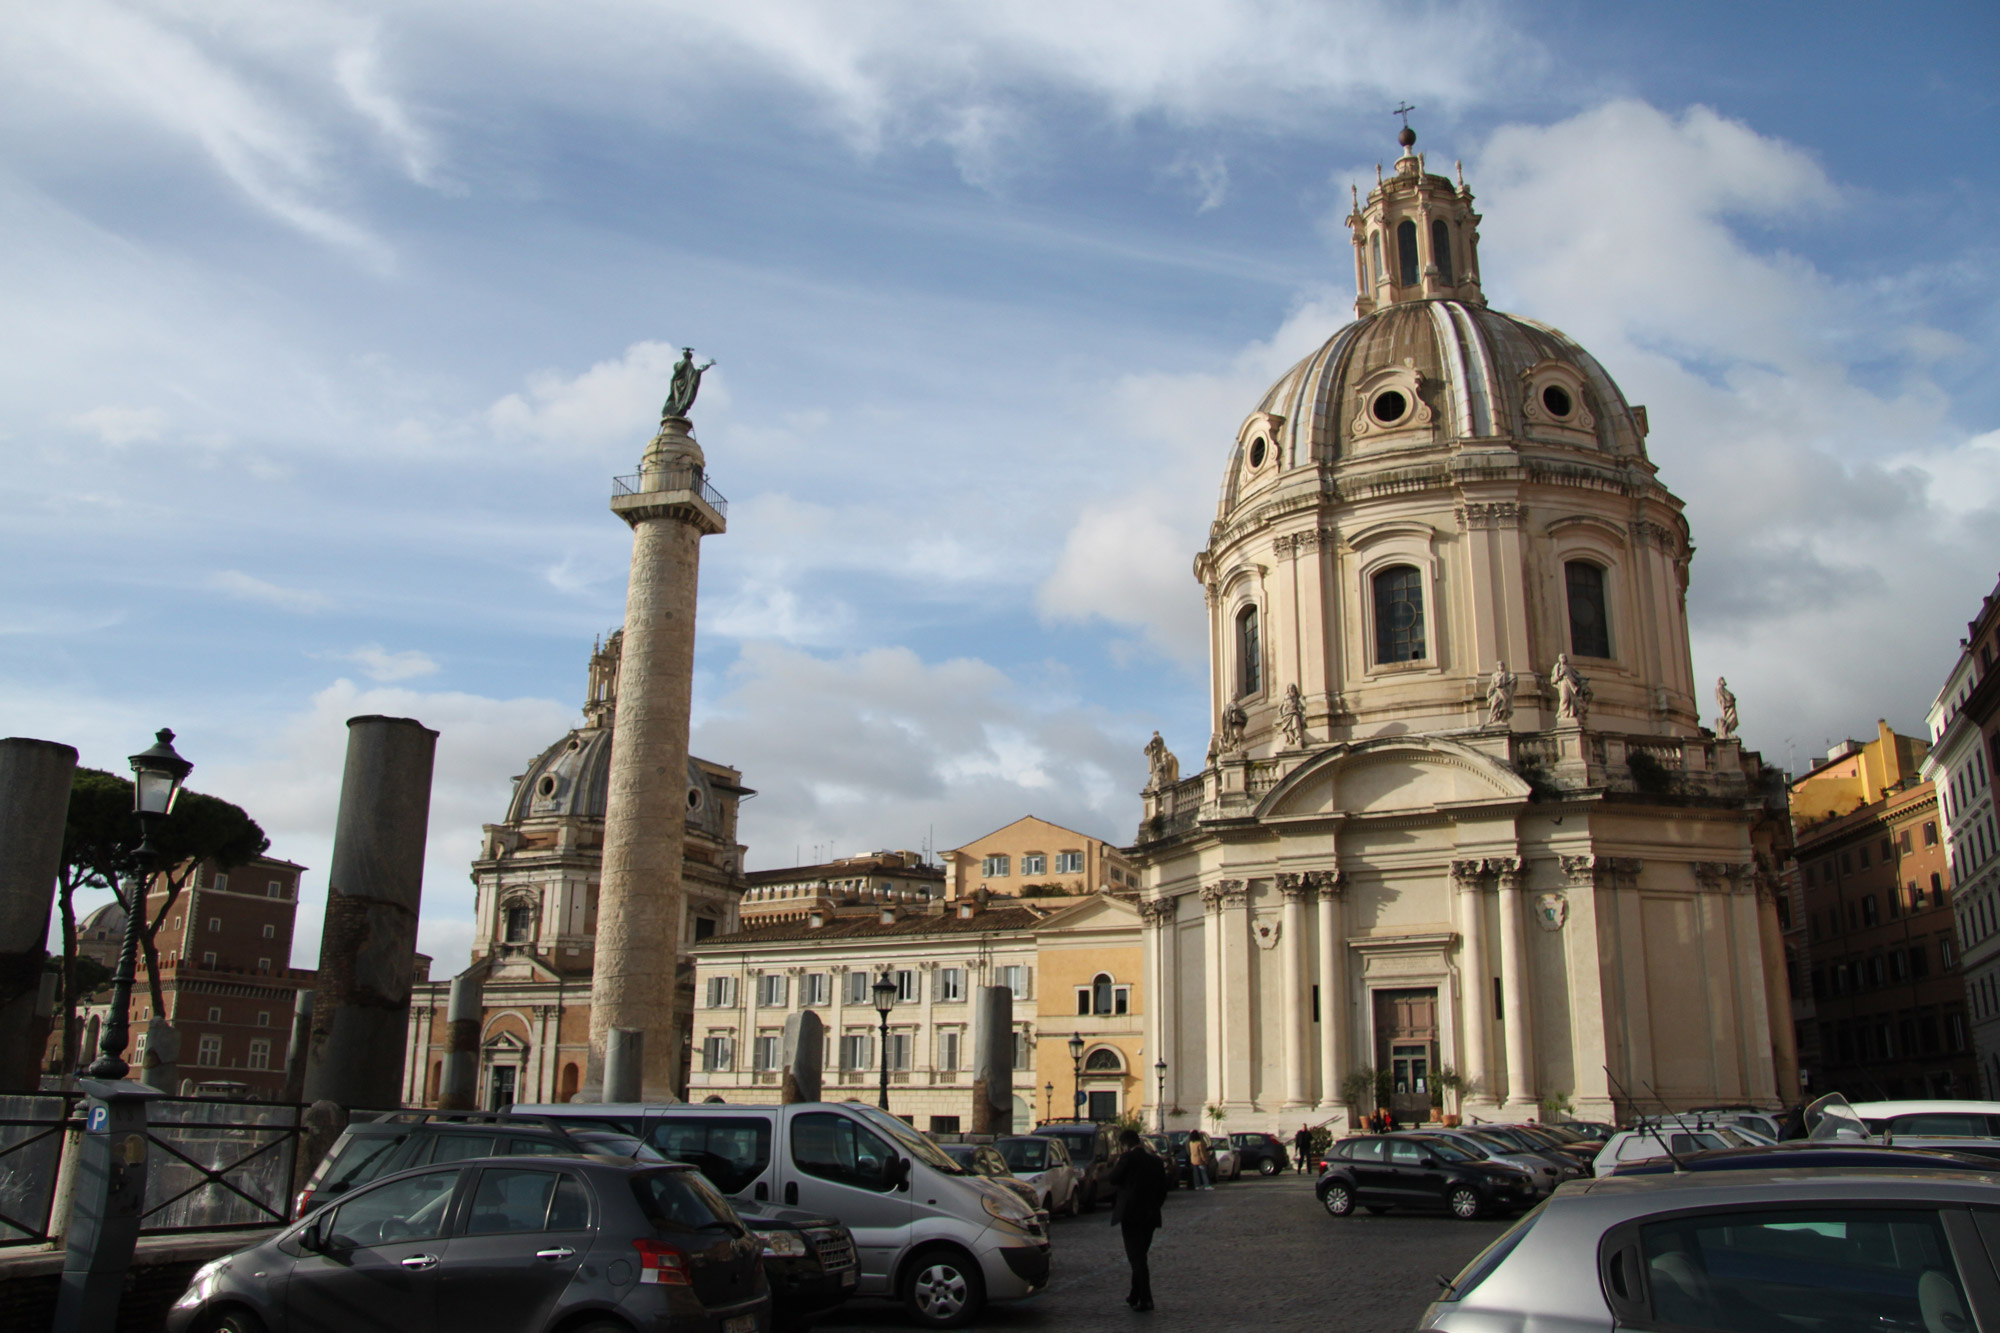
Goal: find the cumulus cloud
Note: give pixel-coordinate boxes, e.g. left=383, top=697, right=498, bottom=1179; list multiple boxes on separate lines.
left=486, top=342, right=707, bottom=457
left=208, top=570, right=332, bottom=614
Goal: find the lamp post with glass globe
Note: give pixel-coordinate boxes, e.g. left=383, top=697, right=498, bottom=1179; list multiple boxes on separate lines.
left=1155, top=1059, right=1168, bottom=1133
left=54, top=729, right=191, bottom=1333
left=1043, top=1081, right=1054, bottom=1122
left=872, top=971, right=898, bottom=1112
left=1068, top=1032, right=1085, bottom=1119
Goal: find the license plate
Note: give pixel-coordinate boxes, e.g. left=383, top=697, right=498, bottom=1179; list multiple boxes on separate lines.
left=725, top=1317, right=757, bottom=1333
left=841, top=1269, right=857, bottom=1287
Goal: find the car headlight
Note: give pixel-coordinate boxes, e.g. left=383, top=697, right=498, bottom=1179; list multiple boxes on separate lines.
left=173, top=1258, right=228, bottom=1308
left=754, top=1229, right=810, bottom=1258
left=982, top=1191, right=1034, bottom=1228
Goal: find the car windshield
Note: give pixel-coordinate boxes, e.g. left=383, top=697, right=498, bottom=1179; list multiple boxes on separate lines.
left=631, top=1168, right=745, bottom=1236
left=998, top=1139, right=1050, bottom=1172
left=1471, top=1129, right=1531, bottom=1152
left=848, top=1104, right=965, bottom=1175
left=1415, top=1138, right=1477, bottom=1163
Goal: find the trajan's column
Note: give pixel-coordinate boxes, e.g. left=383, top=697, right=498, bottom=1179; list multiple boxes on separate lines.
left=591, top=349, right=724, bottom=1099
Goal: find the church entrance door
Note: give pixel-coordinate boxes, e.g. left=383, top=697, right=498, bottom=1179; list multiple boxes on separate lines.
left=1373, top=988, right=1437, bottom=1124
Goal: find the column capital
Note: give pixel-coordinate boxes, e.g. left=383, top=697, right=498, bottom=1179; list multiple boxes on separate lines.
left=1693, top=861, right=1750, bottom=894
left=1139, top=897, right=1177, bottom=926
left=1449, top=859, right=1488, bottom=890
left=1200, top=879, right=1247, bottom=909
left=1562, top=854, right=1642, bottom=891
left=1308, top=869, right=1346, bottom=900
left=1489, top=857, right=1526, bottom=892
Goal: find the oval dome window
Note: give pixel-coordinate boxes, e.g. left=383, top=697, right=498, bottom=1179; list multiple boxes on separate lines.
left=1541, top=384, right=1573, bottom=418
left=1248, top=436, right=1267, bottom=469
left=687, top=787, right=705, bottom=812
left=1370, top=390, right=1408, bottom=425
left=536, top=774, right=558, bottom=798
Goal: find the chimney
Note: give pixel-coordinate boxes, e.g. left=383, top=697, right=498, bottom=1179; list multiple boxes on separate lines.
left=880, top=906, right=897, bottom=925
left=808, top=910, right=824, bottom=929
left=957, top=901, right=975, bottom=920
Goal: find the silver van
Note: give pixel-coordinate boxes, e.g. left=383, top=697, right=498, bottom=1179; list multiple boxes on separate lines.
left=515, top=1100, right=1050, bottom=1328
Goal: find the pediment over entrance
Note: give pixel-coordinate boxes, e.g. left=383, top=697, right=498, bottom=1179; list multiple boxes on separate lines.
left=1257, top=738, right=1530, bottom=820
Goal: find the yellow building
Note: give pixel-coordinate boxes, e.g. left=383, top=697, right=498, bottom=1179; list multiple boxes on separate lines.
left=940, top=815, right=1137, bottom=901
left=1791, top=721, right=1930, bottom=833
left=1031, top=895, right=1147, bottom=1125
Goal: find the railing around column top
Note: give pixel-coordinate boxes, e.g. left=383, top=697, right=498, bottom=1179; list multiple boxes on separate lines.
left=611, top=468, right=729, bottom=518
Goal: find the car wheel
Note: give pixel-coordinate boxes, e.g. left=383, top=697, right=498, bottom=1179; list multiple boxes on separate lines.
left=1258, top=1157, right=1279, bottom=1176
left=903, top=1246, right=986, bottom=1329
left=1319, top=1182, right=1355, bottom=1217
left=1448, top=1185, right=1482, bottom=1220
left=195, top=1311, right=267, bottom=1333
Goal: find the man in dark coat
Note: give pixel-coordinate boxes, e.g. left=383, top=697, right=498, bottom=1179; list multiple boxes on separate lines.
left=1108, top=1129, right=1168, bottom=1311
left=1293, top=1124, right=1313, bottom=1173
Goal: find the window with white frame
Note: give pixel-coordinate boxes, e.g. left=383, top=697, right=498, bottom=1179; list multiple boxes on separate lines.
left=938, top=1030, right=961, bottom=1072
left=1075, top=974, right=1132, bottom=1016
left=267, top=881, right=285, bottom=898
left=208, top=917, right=222, bottom=933
left=261, top=924, right=275, bottom=939
left=994, top=965, right=1030, bottom=999
left=1021, top=853, right=1047, bottom=876
left=207, top=1006, right=222, bottom=1022
left=1011, top=1031, right=1030, bottom=1070
left=757, top=973, right=788, bottom=1007
left=840, top=1033, right=871, bottom=1072
left=214, top=873, right=229, bottom=891
left=197, top=1034, right=222, bottom=1067
left=1055, top=851, right=1084, bottom=874
left=247, top=1039, right=271, bottom=1071
left=887, top=1032, right=912, bottom=1071
left=894, top=969, right=917, bottom=1003
left=701, top=1035, right=734, bottom=1072
left=982, top=855, right=1010, bottom=878
left=754, top=1035, right=782, bottom=1071
left=843, top=971, right=871, bottom=1005
left=803, top=973, right=830, bottom=1007
left=706, top=975, right=738, bottom=1009
left=1372, top=565, right=1426, bottom=664
left=938, top=968, right=964, bottom=1002
left=257, top=958, right=270, bottom=973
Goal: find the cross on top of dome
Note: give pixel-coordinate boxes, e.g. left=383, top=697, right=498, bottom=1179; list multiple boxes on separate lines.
left=1346, top=114, right=1484, bottom=317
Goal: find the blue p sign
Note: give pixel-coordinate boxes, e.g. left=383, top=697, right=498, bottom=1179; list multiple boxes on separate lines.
left=86, top=1104, right=109, bottom=1134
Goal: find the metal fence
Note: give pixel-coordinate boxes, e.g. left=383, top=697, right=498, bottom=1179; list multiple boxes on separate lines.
left=0, top=1093, right=78, bottom=1246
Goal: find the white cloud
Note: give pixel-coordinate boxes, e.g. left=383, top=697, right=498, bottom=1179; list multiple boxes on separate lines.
left=338, top=645, right=441, bottom=682
left=486, top=342, right=706, bottom=456
left=1166, top=152, right=1230, bottom=213
left=208, top=570, right=332, bottom=614
left=68, top=405, right=166, bottom=445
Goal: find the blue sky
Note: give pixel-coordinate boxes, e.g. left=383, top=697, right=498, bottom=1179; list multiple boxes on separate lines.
left=5, top=1, right=1996, bottom=972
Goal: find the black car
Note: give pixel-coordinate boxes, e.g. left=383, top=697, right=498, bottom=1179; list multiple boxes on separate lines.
left=1031, top=1120, right=1122, bottom=1210
left=294, top=1109, right=854, bottom=1329
left=1316, top=1132, right=1533, bottom=1220
left=1229, top=1132, right=1290, bottom=1176
left=169, top=1155, right=770, bottom=1333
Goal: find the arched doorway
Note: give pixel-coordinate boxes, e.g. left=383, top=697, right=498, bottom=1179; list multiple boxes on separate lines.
left=558, top=1062, right=580, bottom=1104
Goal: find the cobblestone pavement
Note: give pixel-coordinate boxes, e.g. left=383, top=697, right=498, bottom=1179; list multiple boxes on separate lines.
left=814, top=1172, right=1510, bottom=1333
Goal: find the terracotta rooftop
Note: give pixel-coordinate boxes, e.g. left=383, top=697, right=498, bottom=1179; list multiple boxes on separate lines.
left=692, top=906, right=1046, bottom=948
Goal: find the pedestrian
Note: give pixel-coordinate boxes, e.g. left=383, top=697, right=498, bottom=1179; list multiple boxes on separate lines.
left=1188, top=1130, right=1212, bottom=1190
left=1293, top=1123, right=1313, bottom=1174
left=1109, top=1128, right=1168, bottom=1312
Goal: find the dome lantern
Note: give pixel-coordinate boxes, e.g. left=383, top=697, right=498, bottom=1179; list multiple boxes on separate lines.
left=1347, top=118, right=1484, bottom=318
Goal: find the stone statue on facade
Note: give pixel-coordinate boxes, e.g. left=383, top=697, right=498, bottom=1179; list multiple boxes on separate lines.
left=661, top=347, right=716, bottom=420
left=1144, top=731, right=1180, bottom=791
left=1485, top=660, right=1514, bottom=727
left=1279, top=684, right=1308, bottom=748
left=1209, top=703, right=1247, bottom=761
left=1715, top=677, right=1739, bottom=740
left=1552, top=652, right=1591, bottom=724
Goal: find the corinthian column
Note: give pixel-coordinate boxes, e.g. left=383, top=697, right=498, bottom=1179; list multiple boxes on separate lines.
left=1313, top=872, right=1347, bottom=1115
left=1199, top=883, right=1232, bottom=1112
left=1277, top=875, right=1311, bottom=1108
left=1452, top=860, right=1493, bottom=1113
left=1494, top=858, right=1535, bottom=1114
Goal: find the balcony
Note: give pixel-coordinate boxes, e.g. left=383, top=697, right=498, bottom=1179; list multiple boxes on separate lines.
left=612, top=467, right=728, bottom=518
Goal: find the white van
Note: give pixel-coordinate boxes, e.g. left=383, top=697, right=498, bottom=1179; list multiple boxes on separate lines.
left=515, top=1099, right=1050, bottom=1328
left=1845, top=1099, right=2000, bottom=1139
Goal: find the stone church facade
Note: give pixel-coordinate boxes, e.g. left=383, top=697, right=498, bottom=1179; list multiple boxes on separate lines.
left=1131, top=127, right=1796, bottom=1129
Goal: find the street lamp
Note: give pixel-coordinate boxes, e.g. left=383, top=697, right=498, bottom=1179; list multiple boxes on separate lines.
left=872, top=971, right=898, bottom=1112
left=90, top=729, right=191, bottom=1080
left=1068, top=1032, right=1085, bottom=1120
left=1154, top=1059, right=1168, bottom=1133
left=1043, top=1081, right=1054, bottom=1122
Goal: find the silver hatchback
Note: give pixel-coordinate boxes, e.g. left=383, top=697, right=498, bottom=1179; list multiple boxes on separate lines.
left=1420, top=1167, right=2000, bottom=1331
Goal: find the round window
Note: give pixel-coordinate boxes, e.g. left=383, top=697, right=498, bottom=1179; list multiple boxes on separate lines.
left=1541, top=384, right=1573, bottom=418
left=1370, top=390, right=1408, bottom=425
left=687, top=786, right=705, bottom=812
left=1248, top=436, right=1267, bottom=469
left=536, top=775, right=558, bottom=798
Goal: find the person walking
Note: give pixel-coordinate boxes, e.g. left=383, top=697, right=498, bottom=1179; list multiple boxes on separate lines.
left=1293, top=1123, right=1313, bottom=1174
left=1109, top=1128, right=1168, bottom=1312
left=1188, top=1130, right=1212, bottom=1190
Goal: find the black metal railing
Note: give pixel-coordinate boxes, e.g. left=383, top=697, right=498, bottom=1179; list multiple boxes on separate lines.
left=611, top=468, right=729, bottom=518
left=0, top=1093, right=79, bottom=1247
left=140, top=1096, right=305, bottom=1234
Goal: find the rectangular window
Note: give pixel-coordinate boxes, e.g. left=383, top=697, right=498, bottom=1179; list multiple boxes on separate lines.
left=1860, top=844, right=1871, bottom=869
left=756, top=974, right=788, bottom=1008
left=202, top=951, right=216, bottom=966
left=929, top=1116, right=961, bottom=1133
left=1077, top=989, right=1091, bottom=1016
left=982, top=855, right=1011, bottom=878
left=1115, top=986, right=1130, bottom=1015
left=1011, top=1031, right=1029, bottom=1070
left=1882, top=837, right=1895, bottom=861
left=1888, top=887, right=1902, bottom=919
left=1942, top=936, right=1957, bottom=969
left=994, top=965, right=1030, bottom=999
left=844, top=971, right=870, bottom=1005
left=1493, top=975, right=1504, bottom=1020
left=1565, top=560, right=1612, bottom=659
left=754, top=1035, right=782, bottom=1071
left=701, top=1036, right=734, bottom=1072
left=208, top=1006, right=222, bottom=1022
left=938, top=967, right=964, bottom=1002
left=802, top=973, right=830, bottom=1007
left=208, top=917, right=222, bottom=933
left=1949, top=1012, right=1968, bottom=1052
left=1842, top=852, right=1853, bottom=874
left=938, top=1030, right=961, bottom=1072
left=1913, top=944, right=1932, bottom=978
left=887, top=1033, right=911, bottom=1071
left=257, top=958, right=270, bottom=973
left=895, top=969, right=917, bottom=1003
left=1055, top=851, right=1084, bottom=874
left=1862, top=895, right=1879, bottom=926
left=261, top=923, right=275, bottom=939
left=1020, top=853, right=1047, bottom=876
left=247, top=1039, right=271, bottom=1071
left=706, top=976, right=738, bottom=1009
left=1927, top=821, right=1940, bottom=846
left=268, top=880, right=285, bottom=898
left=214, top=873, right=228, bottom=891
left=197, top=1034, right=221, bottom=1067
left=1372, top=565, right=1426, bottom=664
left=840, top=1033, right=870, bottom=1072
left=257, top=1011, right=270, bottom=1027
left=1901, top=830, right=1914, bottom=854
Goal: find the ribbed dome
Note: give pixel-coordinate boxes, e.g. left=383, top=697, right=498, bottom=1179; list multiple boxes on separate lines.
left=504, top=723, right=726, bottom=837
left=1222, top=300, right=1649, bottom=517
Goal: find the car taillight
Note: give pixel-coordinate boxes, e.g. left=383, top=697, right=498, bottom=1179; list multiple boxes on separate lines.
left=293, top=1189, right=313, bottom=1220
left=633, top=1238, right=691, bottom=1286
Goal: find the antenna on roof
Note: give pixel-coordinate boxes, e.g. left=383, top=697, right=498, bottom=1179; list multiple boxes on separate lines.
left=1604, top=1064, right=1685, bottom=1172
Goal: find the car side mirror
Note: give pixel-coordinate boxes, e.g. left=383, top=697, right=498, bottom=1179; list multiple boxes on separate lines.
left=885, top=1155, right=910, bottom=1190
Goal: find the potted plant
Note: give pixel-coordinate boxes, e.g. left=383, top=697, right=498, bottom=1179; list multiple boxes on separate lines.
left=1539, top=1090, right=1575, bottom=1123
left=1432, top=1066, right=1465, bottom=1126
left=1339, top=1067, right=1377, bottom=1126
left=1375, top=1068, right=1396, bottom=1124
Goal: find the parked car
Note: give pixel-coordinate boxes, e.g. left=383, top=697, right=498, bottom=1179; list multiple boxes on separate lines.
left=1031, top=1120, right=1124, bottom=1210
left=1554, top=1120, right=1616, bottom=1143
left=169, top=1155, right=771, bottom=1333
left=1229, top=1132, right=1291, bottom=1176
left=1316, top=1132, right=1534, bottom=1220
left=1491, top=1123, right=1601, bottom=1170
left=1460, top=1124, right=1595, bottom=1179
left=1424, top=1127, right=1581, bottom=1196
left=1145, top=1133, right=1190, bottom=1189
left=293, top=1109, right=855, bottom=1330
left=938, top=1143, right=1048, bottom=1229
left=527, top=1100, right=1049, bottom=1327
left=1419, top=1167, right=2000, bottom=1330
left=1607, top=1140, right=2000, bottom=1177
left=995, top=1135, right=1082, bottom=1217
left=1166, top=1130, right=1239, bottom=1182
left=1593, top=1127, right=1732, bottom=1171
left=1847, top=1099, right=2000, bottom=1140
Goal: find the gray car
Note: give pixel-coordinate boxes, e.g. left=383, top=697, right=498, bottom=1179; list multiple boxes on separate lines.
left=1422, top=1127, right=1580, bottom=1197
left=1421, top=1166, right=2000, bottom=1331
left=167, top=1154, right=771, bottom=1333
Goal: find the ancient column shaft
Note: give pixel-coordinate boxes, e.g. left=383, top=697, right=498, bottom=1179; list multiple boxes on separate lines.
left=1496, top=867, right=1536, bottom=1111
left=1454, top=864, right=1492, bottom=1110
left=1279, top=882, right=1309, bottom=1108
left=1315, top=882, right=1344, bottom=1114
left=0, top=738, right=77, bottom=1091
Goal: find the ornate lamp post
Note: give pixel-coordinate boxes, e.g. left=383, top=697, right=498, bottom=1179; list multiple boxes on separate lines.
left=90, top=730, right=191, bottom=1079
left=1043, top=1081, right=1054, bottom=1122
left=872, top=971, right=898, bottom=1112
left=1154, top=1059, right=1168, bottom=1133
left=55, top=729, right=189, bottom=1333
left=1068, top=1032, right=1085, bottom=1120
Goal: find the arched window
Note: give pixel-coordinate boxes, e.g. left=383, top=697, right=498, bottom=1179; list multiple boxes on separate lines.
left=1431, top=219, right=1454, bottom=283
left=1397, top=220, right=1419, bottom=287
left=1370, top=232, right=1384, bottom=285
left=504, top=904, right=532, bottom=943
left=1372, top=566, right=1426, bottom=664
left=1565, top=561, right=1611, bottom=658
left=1093, top=973, right=1114, bottom=1015
left=1236, top=604, right=1262, bottom=696
left=1084, top=1047, right=1123, bottom=1072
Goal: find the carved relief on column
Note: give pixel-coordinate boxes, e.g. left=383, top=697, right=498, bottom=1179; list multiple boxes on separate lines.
left=1450, top=859, right=1489, bottom=891
left=1201, top=879, right=1246, bottom=910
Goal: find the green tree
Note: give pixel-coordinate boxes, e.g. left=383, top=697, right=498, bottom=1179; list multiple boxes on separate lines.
left=55, top=770, right=143, bottom=1071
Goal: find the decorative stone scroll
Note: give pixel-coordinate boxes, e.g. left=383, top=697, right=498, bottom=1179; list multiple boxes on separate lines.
left=1456, top=502, right=1522, bottom=530
left=1272, top=528, right=1338, bottom=557
left=1138, top=897, right=1176, bottom=927
left=1199, top=879, right=1246, bottom=910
